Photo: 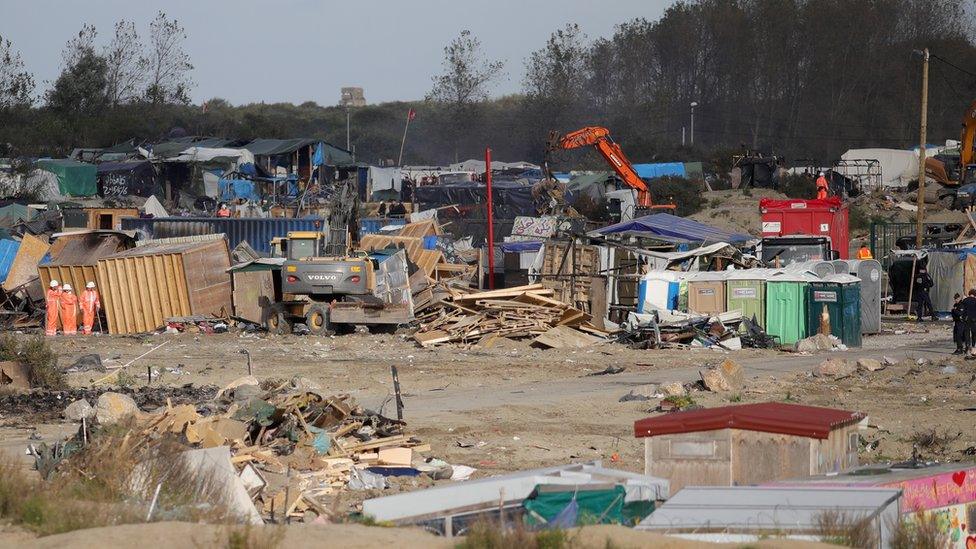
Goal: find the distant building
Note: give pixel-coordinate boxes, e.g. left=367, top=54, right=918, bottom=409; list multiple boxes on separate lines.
left=340, top=87, right=366, bottom=107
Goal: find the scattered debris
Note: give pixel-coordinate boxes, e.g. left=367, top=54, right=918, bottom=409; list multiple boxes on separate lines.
left=66, top=354, right=105, bottom=373
left=660, top=382, right=687, bottom=397
left=620, top=384, right=659, bottom=402
left=586, top=365, right=625, bottom=376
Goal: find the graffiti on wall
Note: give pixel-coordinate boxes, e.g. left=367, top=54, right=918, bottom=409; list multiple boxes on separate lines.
left=886, top=468, right=976, bottom=548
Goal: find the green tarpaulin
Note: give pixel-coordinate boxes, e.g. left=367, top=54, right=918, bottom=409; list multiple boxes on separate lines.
left=523, top=485, right=627, bottom=527
left=36, top=159, right=97, bottom=197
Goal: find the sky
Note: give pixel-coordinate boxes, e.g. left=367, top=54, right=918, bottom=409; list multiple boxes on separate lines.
left=1, top=0, right=671, bottom=106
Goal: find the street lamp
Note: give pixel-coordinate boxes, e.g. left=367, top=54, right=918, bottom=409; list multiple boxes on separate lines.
left=690, top=102, right=698, bottom=145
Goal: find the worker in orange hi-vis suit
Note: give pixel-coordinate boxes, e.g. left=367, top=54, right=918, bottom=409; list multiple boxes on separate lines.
left=59, top=283, right=78, bottom=336
left=45, top=279, right=61, bottom=336
left=815, top=171, right=829, bottom=200
left=80, top=281, right=101, bottom=335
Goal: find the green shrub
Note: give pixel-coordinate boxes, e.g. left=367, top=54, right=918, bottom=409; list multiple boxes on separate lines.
left=648, top=176, right=706, bottom=217
left=0, top=334, right=64, bottom=388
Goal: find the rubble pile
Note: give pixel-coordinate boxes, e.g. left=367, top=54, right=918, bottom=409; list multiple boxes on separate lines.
left=412, top=283, right=608, bottom=348
left=44, top=378, right=430, bottom=523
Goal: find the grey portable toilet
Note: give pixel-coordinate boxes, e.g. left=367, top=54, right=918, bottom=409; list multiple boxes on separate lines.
left=831, top=260, right=850, bottom=276
left=785, top=260, right=835, bottom=279
left=846, top=259, right=883, bottom=334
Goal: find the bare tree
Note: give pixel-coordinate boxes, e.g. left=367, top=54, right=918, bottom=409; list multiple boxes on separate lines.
left=103, top=20, right=146, bottom=106
left=0, top=34, right=35, bottom=109
left=143, top=11, right=194, bottom=104
left=427, top=29, right=504, bottom=106
left=61, top=24, right=98, bottom=69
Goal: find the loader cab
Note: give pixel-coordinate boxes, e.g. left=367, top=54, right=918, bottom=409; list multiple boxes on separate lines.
left=270, top=232, right=327, bottom=260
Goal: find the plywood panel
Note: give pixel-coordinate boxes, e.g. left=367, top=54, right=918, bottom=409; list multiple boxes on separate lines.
left=4, top=234, right=49, bottom=291
left=232, top=270, right=275, bottom=324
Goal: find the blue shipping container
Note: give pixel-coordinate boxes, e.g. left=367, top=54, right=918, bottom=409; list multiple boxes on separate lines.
left=0, top=239, right=19, bottom=283
left=120, top=217, right=325, bottom=254
left=359, top=217, right=407, bottom=237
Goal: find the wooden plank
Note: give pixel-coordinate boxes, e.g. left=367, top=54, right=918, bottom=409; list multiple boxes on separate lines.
left=532, top=325, right=603, bottom=349
left=452, top=284, right=547, bottom=301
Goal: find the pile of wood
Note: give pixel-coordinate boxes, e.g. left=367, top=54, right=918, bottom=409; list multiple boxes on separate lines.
left=413, top=283, right=609, bottom=349
left=134, top=383, right=427, bottom=521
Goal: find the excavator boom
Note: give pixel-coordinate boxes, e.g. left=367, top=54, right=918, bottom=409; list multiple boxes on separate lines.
left=546, top=126, right=671, bottom=209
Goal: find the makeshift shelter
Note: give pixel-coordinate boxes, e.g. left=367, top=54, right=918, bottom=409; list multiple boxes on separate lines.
left=637, top=486, right=901, bottom=546
left=592, top=213, right=752, bottom=245
left=840, top=148, right=918, bottom=188
left=36, top=159, right=97, bottom=197
left=634, top=402, right=865, bottom=496
left=96, top=160, right=159, bottom=198
left=97, top=238, right=232, bottom=334
left=361, top=461, right=668, bottom=535
left=244, top=138, right=353, bottom=180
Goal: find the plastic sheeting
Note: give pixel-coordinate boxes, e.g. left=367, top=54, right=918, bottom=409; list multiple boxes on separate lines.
left=96, top=160, right=158, bottom=198
left=927, top=251, right=964, bottom=312
left=593, top=213, right=752, bottom=244
left=218, top=179, right=262, bottom=203
left=632, top=163, right=686, bottom=179
left=840, top=148, right=918, bottom=188
left=36, top=159, right=96, bottom=197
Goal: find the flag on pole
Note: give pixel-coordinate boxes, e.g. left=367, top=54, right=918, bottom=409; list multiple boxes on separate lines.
left=407, top=108, right=416, bottom=121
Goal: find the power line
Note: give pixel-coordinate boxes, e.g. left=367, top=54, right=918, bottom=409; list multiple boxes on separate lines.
left=931, top=53, right=976, bottom=81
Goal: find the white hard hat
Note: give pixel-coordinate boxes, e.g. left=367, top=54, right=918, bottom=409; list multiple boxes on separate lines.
left=819, top=171, right=825, bottom=176
left=49, top=280, right=59, bottom=288
left=62, top=284, right=72, bottom=291
left=86, top=282, right=95, bottom=289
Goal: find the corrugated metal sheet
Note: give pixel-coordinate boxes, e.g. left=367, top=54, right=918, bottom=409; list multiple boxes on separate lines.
left=135, top=233, right=226, bottom=247
left=0, top=239, right=20, bottom=283
left=121, top=217, right=325, bottom=254
left=633, top=403, right=864, bottom=440
left=97, top=239, right=232, bottom=334
left=38, top=232, right=135, bottom=296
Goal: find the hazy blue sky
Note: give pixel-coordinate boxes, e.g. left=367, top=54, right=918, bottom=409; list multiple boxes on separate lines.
left=1, top=0, right=670, bottom=105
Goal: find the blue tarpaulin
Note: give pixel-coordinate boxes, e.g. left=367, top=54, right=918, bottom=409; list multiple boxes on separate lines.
left=500, top=241, right=543, bottom=253
left=218, top=179, right=262, bottom=202
left=633, top=163, right=686, bottom=179
left=0, top=239, right=19, bottom=283
left=594, top=213, right=751, bottom=244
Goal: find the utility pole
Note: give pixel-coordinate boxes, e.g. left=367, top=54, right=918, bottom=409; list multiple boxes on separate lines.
left=915, top=48, right=929, bottom=249
left=346, top=108, right=351, bottom=151
left=690, top=101, right=698, bottom=145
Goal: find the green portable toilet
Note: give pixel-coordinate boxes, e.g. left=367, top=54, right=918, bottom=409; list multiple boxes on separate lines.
left=765, top=272, right=817, bottom=346
left=726, top=268, right=774, bottom=328
left=806, top=274, right=862, bottom=347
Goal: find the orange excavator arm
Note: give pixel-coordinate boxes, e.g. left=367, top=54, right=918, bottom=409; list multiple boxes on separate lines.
left=546, top=126, right=672, bottom=209
left=961, top=99, right=976, bottom=169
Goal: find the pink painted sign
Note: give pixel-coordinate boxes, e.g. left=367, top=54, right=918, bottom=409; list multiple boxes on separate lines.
left=883, top=467, right=976, bottom=511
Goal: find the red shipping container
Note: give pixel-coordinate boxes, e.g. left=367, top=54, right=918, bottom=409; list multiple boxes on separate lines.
left=758, top=197, right=850, bottom=259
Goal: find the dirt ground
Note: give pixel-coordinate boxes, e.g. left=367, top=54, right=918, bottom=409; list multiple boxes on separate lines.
left=0, top=319, right=970, bottom=545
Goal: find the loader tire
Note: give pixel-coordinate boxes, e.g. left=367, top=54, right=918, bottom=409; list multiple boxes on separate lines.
left=305, top=303, right=333, bottom=336
left=267, top=304, right=292, bottom=335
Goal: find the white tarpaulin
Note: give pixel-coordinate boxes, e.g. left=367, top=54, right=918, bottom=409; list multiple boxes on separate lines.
left=142, top=195, right=169, bottom=218
left=168, top=147, right=256, bottom=165
left=449, top=159, right=540, bottom=172
left=368, top=167, right=402, bottom=194
left=840, top=148, right=917, bottom=188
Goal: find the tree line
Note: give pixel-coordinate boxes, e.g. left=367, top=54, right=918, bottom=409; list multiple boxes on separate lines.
left=2, top=1, right=976, bottom=172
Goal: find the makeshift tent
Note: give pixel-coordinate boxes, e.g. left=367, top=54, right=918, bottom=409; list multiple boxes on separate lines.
left=840, top=148, right=918, bottom=188
left=0, top=203, right=33, bottom=228
left=97, top=160, right=158, bottom=198
left=36, top=159, right=96, bottom=197
left=449, top=159, right=539, bottom=172
left=368, top=167, right=403, bottom=197
left=633, top=163, right=685, bottom=179
left=243, top=138, right=353, bottom=166
left=168, top=147, right=256, bottom=165
left=592, top=213, right=752, bottom=244
left=927, top=250, right=965, bottom=312
left=150, top=137, right=240, bottom=158
left=566, top=172, right=616, bottom=200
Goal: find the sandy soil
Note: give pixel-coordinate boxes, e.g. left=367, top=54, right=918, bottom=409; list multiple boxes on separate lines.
left=0, top=320, right=967, bottom=546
